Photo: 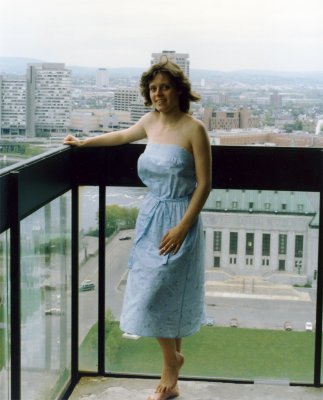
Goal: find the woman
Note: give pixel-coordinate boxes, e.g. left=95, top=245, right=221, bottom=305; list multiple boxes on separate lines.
left=64, top=59, right=211, bottom=400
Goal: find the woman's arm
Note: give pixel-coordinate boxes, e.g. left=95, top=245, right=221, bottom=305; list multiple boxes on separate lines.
left=63, top=115, right=148, bottom=147
left=160, top=121, right=212, bottom=255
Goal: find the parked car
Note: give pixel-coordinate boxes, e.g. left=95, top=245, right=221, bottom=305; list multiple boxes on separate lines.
left=205, top=317, right=215, bottom=326
left=230, top=318, right=239, bottom=328
left=305, top=321, right=313, bottom=331
left=45, top=308, right=62, bottom=315
left=79, top=279, right=95, bottom=291
left=284, top=320, right=293, bottom=331
left=119, top=236, right=131, bottom=241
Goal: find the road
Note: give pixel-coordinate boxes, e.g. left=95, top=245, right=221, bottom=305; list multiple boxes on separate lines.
left=79, top=230, right=133, bottom=341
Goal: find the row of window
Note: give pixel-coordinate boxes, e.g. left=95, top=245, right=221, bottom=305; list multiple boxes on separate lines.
left=215, top=257, right=302, bottom=271
left=213, top=231, right=304, bottom=258
left=214, top=200, right=304, bottom=212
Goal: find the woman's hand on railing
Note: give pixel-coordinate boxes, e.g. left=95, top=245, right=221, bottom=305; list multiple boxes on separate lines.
left=63, top=135, right=82, bottom=146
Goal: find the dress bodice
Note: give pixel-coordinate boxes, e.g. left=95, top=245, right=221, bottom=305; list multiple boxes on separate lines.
left=138, top=143, right=196, bottom=199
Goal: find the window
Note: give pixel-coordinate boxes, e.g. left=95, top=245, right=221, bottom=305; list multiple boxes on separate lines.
left=246, top=233, right=254, bottom=255
left=229, top=232, right=238, bottom=255
left=232, top=201, right=238, bottom=209
left=279, top=260, right=286, bottom=271
left=265, top=202, right=271, bottom=211
left=213, top=231, right=222, bottom=252
left=214, top=256, right=220, bottom=268
left=282, top=203, right=287, bottom=211
left=295, top=235, right=303, bottom=257
left=279, top=234, right=287, bottom=255
left=215, top=200, right=222, bottom=209
left=249, top=202, right=254, bottom=209
left=298, top=204, right=304, bottom=212
left=262, top=233, right=270, bottom=256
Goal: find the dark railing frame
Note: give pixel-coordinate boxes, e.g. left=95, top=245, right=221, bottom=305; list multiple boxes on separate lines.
left=0, top=144, right=322, bottom=399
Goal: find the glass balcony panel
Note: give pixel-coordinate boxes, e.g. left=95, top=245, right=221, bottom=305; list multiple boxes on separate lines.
left=78, top=186, right=99, bottom=371
left=0, top=230, right=10, bottom=400
left=104, top=186, right=147, bottom=371
left=20, top=194, right=72, bottom=399
left=99, top=188, right=317, bottom=384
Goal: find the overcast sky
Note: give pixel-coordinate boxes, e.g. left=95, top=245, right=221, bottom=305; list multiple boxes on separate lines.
left=1, top=0, right=323, bottom=71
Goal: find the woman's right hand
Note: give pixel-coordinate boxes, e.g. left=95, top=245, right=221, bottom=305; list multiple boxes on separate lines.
left=63, top=134, right=82, bottom=146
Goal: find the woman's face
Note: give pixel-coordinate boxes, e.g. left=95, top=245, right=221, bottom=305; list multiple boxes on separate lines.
left=149, top=73, right=180, bottom=114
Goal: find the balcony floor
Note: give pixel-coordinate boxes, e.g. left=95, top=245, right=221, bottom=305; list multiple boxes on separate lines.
left=69, top=377, right=323, bottom=399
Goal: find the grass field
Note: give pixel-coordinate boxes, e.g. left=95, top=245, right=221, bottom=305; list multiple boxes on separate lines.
left=79, top=322, right=316, bottom=384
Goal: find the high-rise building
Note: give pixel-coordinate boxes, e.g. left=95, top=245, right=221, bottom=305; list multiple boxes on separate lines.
left=96, top=68, right=109, bottom=88
left=113, top=88, right=139, bottom=111
left=270, top=91, right=283, bottom=109
left=26, top=63, right=71, bottom=137
left=0, top=76, right=26, bottom=136
left=151, top=50, right=190, bottom=77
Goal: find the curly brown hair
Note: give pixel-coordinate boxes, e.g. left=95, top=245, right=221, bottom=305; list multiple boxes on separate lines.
left=140, top=58, right=200, bottom=114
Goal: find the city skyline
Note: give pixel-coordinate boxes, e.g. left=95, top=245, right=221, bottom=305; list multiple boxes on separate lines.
left=1, top=0, right=323, bottom=72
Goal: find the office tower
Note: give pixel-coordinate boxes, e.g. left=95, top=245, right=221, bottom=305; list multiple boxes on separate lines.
left=26, top=63, right=71, bottom=137
left=113, top=88, right=140, bottom=111
left=151, top=50, right=190, bottom=77
left=270, top=91, right=283, bottom=109
left=96, top=68, right=109, bottom=88
left=0, top=76, right=26, bottom=136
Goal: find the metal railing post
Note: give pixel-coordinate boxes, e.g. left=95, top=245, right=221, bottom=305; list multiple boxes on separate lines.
left=10, top=171, right=21, bottom=400
left=314, top=151, right=323, bottom=387
left=98, top=184, right=106, bottom=374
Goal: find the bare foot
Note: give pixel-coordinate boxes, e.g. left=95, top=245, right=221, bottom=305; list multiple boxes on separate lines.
left=156, top=352, right=184, bottom=393
left=147, top=384, right=179, bottom=400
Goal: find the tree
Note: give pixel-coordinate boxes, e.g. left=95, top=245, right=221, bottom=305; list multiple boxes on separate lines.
left=105, top=204, right=139, bottom=237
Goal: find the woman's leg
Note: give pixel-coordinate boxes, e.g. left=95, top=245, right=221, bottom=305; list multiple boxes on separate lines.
left=175, top=338, right=182, bottom=353
left=156, top=338, right=184, bottom=393
left=147, top=338, right=184, bottom=400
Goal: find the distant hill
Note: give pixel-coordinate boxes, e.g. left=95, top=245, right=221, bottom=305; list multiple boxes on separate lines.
left=0, top=57, right=44, bottom=74
left=1, top=56, right=323, bottom=84
left=0, top=57, right=145, bottom=77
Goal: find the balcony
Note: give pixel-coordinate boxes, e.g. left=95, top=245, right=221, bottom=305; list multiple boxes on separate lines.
left=0, top=144, right=323, bottom=399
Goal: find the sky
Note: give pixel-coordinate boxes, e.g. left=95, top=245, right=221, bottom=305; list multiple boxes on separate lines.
left=1, top=0, right=323, bottom=72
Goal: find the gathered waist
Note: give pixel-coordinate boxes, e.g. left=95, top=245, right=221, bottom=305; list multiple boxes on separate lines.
left=148, top=192, right=193, bottom=203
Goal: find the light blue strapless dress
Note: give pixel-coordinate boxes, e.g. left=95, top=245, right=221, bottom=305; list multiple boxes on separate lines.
left=120, top=143, right=205, bottom=338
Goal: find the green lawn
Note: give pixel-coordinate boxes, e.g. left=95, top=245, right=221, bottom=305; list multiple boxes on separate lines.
left=79, top=322, right=316, bottom=384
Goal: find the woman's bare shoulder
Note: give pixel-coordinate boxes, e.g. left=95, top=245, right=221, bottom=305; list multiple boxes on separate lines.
left=184, top=115, right=207, bottom=137
left=141, top=110, right=158, bottom=125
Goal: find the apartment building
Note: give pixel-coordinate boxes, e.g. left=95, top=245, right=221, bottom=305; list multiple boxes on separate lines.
left=151, top=50, right=190, bottom=77
left=26, top=63, right=71, bottom=137
left=96, top=68, right=109, bottom=88
left=0, top=76, right=26, bottom=136
left=113, top=88, right=140, bottom=111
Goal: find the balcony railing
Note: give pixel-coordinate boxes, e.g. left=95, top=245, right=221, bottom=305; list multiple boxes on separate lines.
left=0, top=144, right=322, bottom=399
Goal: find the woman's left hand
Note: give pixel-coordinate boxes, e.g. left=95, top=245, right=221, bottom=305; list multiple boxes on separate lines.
left=159, top=224, right=188, bottom=255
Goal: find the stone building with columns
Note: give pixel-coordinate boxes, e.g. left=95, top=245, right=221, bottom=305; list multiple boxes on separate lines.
left=202, top=189, right=319, bottom=285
